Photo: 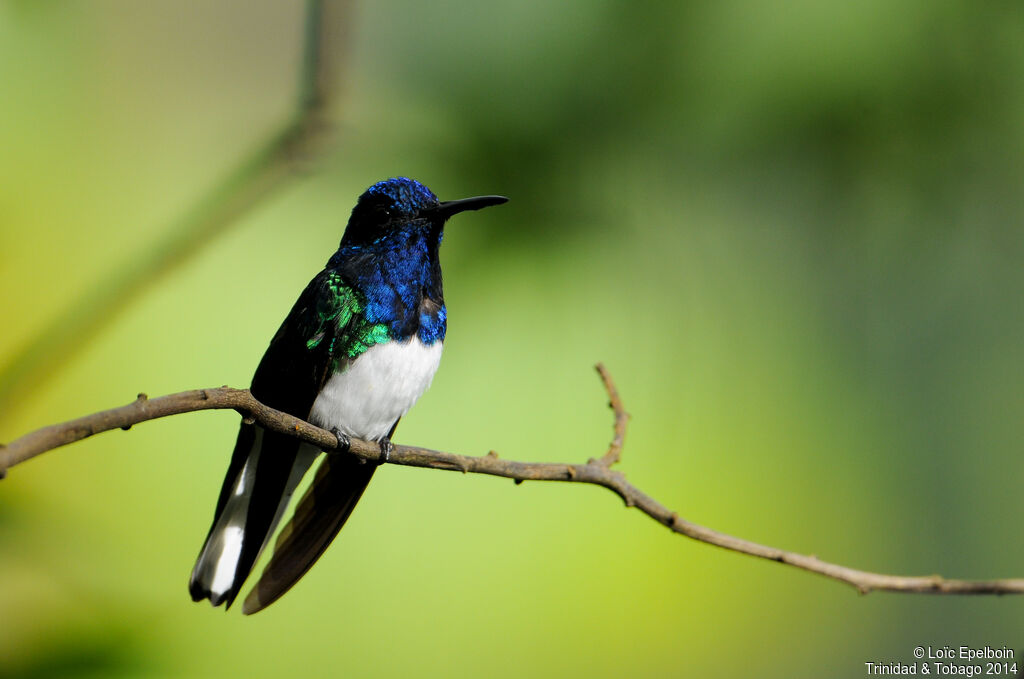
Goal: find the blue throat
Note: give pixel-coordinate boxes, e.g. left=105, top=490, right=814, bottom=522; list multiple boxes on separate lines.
left=328, top=226, right=446, bottom=345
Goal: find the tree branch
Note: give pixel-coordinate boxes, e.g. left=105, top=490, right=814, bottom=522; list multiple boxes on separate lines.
left=2, top=365, right=1022, bottom=597
left=0, top=0, right=350, bottom=412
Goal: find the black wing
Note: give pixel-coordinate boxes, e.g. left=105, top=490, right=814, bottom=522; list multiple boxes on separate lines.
left=190, top=269, right=361, bottom=608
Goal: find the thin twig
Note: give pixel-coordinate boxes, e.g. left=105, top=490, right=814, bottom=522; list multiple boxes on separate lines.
left=2, top=366, right=1021, bottom=596
left=0, top=0, right=350, bottom=412
left=594, top=362, right=628, bottom=467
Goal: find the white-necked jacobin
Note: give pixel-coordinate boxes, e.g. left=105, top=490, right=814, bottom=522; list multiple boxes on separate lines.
left=189, top=177, right=507, bottom=614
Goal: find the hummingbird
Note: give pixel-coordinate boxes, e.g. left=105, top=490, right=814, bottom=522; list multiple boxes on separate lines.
left=189, top=177, right=507, bottom=614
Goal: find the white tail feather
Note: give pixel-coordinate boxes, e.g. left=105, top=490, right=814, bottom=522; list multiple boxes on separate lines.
left=190, top=428, right=319, bottom=602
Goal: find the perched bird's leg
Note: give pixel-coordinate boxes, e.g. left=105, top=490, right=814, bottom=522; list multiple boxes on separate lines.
left=377, top=436, right=393, bottom=466
left=330, top=427, right=351, bottom=454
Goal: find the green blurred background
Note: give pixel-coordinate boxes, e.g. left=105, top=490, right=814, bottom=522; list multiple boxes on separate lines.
left=2, top=1, right=1023, bottom=677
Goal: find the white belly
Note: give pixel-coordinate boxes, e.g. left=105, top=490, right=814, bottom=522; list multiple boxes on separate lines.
left=308, top=337, right=443, bottom=441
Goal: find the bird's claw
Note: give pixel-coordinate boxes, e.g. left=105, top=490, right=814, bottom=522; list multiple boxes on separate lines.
left=330, top=428, right=351, bottom=454
left=330, top=429, right=390, bottom=466
left=377, top=437, right=392, bottom=466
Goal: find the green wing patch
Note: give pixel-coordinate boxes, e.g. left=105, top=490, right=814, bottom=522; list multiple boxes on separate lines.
left=306, top=272, right=390, bottom=371
left=305, top=274, right=356, bottom=351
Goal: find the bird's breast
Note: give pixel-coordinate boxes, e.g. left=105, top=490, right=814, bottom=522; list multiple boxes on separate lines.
left=308, top=337, right=443, bottom=441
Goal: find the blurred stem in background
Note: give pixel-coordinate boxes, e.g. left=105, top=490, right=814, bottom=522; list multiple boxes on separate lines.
left=0, top=0, right=349, bottom=412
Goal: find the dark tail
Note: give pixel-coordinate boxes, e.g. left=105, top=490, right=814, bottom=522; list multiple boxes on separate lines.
left=241, top=454, right=375, bottom=614
left=190, top=424, right=318, bottom=608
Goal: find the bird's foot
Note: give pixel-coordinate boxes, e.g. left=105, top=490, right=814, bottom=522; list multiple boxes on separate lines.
left=330, top=427, right=351, bottom=454
left=377, top=437, right=393, bottom=466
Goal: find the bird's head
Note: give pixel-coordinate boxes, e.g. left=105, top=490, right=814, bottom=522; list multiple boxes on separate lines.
left=341, top=177, right=507, bottom=247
